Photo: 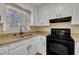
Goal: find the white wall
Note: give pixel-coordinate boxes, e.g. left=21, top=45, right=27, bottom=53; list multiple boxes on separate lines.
left=0, top=3, right=36, bottom=32
left=16, top=3, right=35, bottom=12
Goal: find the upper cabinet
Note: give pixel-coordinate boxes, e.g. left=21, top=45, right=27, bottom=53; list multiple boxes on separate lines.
left=30, top=3, right=73, bottom=26
left=42, top=3, right=72, bottom=19
left=30, top=5, right=50, bottom=26
left=37, top=5, right=50, bottom=26
left=71, top=4, right=79, bottom=25
left=57, top=3, right=72, bottom=18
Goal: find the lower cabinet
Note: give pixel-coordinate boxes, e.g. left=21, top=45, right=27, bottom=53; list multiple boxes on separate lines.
left=0, top=45, right=9, bottom=55
left=38, top=36, right=46, bottom=55
left=9, top=45, right=28, bottom=55
left=75, top=42, right=79, bottom=55
left=0, top=36, right=79, bottom=55
left=27, top=36, right=46, bottom=55
left=9, top=36, right=39, bottom=55
left=0, top=36, right=46, bottom=55
left=28, top=40, right=38, bottom=55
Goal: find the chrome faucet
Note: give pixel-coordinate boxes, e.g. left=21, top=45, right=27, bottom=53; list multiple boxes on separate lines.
left=19, top=26, right=26, bottom=35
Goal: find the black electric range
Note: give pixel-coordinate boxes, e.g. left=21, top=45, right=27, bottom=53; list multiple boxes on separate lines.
left=46, top=28, right=75, bottom=55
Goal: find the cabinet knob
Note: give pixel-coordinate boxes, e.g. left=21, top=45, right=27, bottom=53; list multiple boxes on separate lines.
left=27, top=44, right=31, bottom=51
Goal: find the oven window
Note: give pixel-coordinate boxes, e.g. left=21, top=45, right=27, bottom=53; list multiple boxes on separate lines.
left=49, top=43, right=68, bottom=55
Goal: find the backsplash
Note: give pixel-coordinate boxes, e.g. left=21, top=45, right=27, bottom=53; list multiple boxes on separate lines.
left=71, top=25, right=79, bottom=33
left=31, top=22, right=79, bottom=34
left=0, top=22, right=79, bottom=34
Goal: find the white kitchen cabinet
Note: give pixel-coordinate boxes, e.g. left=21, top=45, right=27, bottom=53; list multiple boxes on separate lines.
left=9, top=37, right=38, bottom=55
left=27, top=41, right=38, bottom=55
left=9, top=39, right=28, bottom=50
left=38, top=5, right=50, bottom=26
left=9, top=38, right=29, bottom=55
left=27, top=37, right=38, bottom=55
left=38, top=3, right=72, bottom=24
left=30, top=9, right=35, bottom=26
left=71, top=4, right=79, bottom=25
left=32, top=3, right=72, bottom=26
left=38, top=4, right=58, bottom=21
left=38, top=36, right=46, bottom=55
left=9, top=45, right=28, bottom=55
left=75, top=42, right=79, bottom=55
left=30, top=7, right=41, bottom=26
left=34, top=7, right=39, bottom=26
left=27, top=36, right=46, bottom=55
left=0, top=36, right=46, bottom=55
left=31, top=5, right=50, bottom=26
left=58, top=3, right=72, bottom=18
left=0, top=45, right=9, bottom=55
left=25, top=36, right=46, bottom=55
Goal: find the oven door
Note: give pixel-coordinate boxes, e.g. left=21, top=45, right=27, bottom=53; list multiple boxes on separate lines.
left=47, top=38, right=74, bottom=55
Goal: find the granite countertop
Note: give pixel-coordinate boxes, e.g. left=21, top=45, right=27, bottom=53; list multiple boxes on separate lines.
left=0, top=31, right=48, bottom=45
left=0, top=31, right=79, bottom=45
left=71, top=33, right=79, bottom=42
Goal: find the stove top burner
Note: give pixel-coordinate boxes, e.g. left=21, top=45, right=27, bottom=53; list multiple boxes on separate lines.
left=47, top=34, right=74, bottom=42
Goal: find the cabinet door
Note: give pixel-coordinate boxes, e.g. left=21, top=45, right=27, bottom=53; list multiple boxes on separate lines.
left=9, top=39, right=27, bottom=50
left=10, top=45, right=28, bottom=55
left=75, top=42, right=79, bottom=55
left=39, top=4, right=61, bottom=20
left=34, top=7, right=39, bottom=26
left=27, top=38, right=38, bottom=55
left=59, top=3, right=72, bottom=18
left=72, top=4, right=79, bottom=25
left=49, top=3, right=61, bottom=19
left=37, top=4, right=51, bottom=26
left=38, top=36, right=46, bottom=55
left=30, top=9, right=35, bottom=26
left=0, top=45, right=9, bottom=55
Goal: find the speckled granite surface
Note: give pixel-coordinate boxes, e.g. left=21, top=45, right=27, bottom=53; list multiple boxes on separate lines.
left=71, top=33, right=79, bottom=42
left=0, top=31, right=79, bottom=45
left=0, top=31, right=48, bottom=45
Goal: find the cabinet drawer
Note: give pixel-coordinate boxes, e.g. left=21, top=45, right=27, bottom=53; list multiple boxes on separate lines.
left=9, top=37, right=36, bottom=50
left=9, top=45, right=27, bottom=55
left=0, top=45, right=8, bottom=54
left=9, top=39, right=28, bottom=50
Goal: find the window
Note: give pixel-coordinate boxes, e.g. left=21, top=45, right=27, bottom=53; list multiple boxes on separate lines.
left=5, top=4, right=30, bottom=32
